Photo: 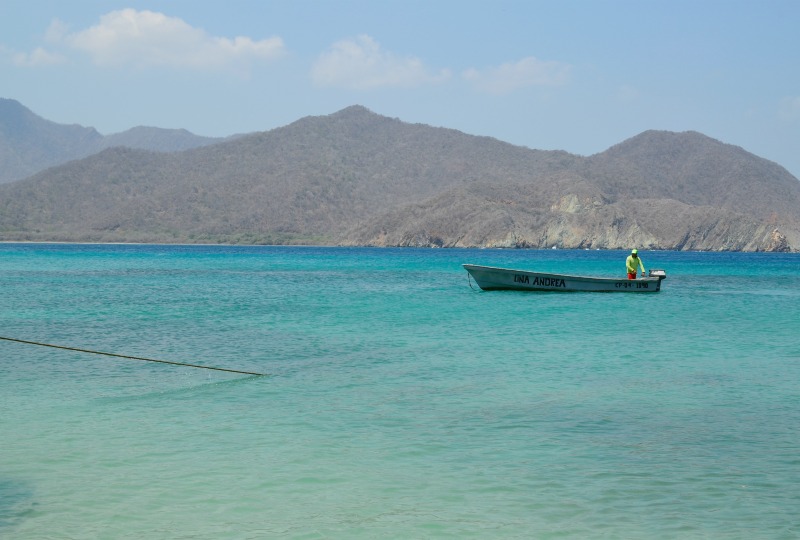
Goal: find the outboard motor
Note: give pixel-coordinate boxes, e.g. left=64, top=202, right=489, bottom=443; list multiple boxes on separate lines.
left=648, top=269, right=667, bottom=280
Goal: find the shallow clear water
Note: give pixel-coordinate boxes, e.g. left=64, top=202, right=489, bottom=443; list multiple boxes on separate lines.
left=1, top=244, right=798, bottom=538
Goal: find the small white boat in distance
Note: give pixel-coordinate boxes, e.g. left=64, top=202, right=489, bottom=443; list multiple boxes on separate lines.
left=463, top=264, right=667, bottom=293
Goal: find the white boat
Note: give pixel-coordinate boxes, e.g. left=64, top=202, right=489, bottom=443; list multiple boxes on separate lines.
left=463, top=264, right=667, bottom=293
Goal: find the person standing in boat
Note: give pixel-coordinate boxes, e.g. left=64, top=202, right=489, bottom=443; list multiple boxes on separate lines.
left=626, top=249, right=646, bottom=279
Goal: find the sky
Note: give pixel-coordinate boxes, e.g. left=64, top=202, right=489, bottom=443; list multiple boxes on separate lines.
left=2, top=0, right=799, bottom=178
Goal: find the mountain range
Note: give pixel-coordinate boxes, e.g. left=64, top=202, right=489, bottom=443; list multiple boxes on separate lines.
left=0, top=98, right=225, bottom=184
left=0, top=99, right=798, bottom=251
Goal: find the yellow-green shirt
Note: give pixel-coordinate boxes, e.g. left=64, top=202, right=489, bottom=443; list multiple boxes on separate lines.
left=626, top=254, right=645, bottom=274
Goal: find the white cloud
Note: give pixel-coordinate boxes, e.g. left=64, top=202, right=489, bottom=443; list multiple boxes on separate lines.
left=63, top=9, right=284, bottom=70
left=462, top=56, right=570, bottom=95
left=311, top=35, right=450, bottom=90
left=44, top=19, right=70, bottom=43
left=12, top=47, right=65, bottom=67
left=2, top=21, right=66, bottom=67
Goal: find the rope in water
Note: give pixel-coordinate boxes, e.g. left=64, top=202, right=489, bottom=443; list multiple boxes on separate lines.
left=466, top=270, right=477, bottom=291
left=0, top=336, right=268, bottom=377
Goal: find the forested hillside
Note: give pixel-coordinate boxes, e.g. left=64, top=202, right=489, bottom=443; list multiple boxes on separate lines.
left=1, top=105, right=798, bottom=251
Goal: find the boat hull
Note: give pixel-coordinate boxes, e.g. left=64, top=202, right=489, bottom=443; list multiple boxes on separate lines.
left=463, top=264, right=664, bottom=293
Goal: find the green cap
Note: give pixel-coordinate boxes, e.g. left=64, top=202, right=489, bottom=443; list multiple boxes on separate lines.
left=631, top=249, right=638, bottom=254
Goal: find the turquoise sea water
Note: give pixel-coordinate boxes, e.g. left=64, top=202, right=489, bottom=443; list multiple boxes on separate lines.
left=1, top=244, right=798, bottom=539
